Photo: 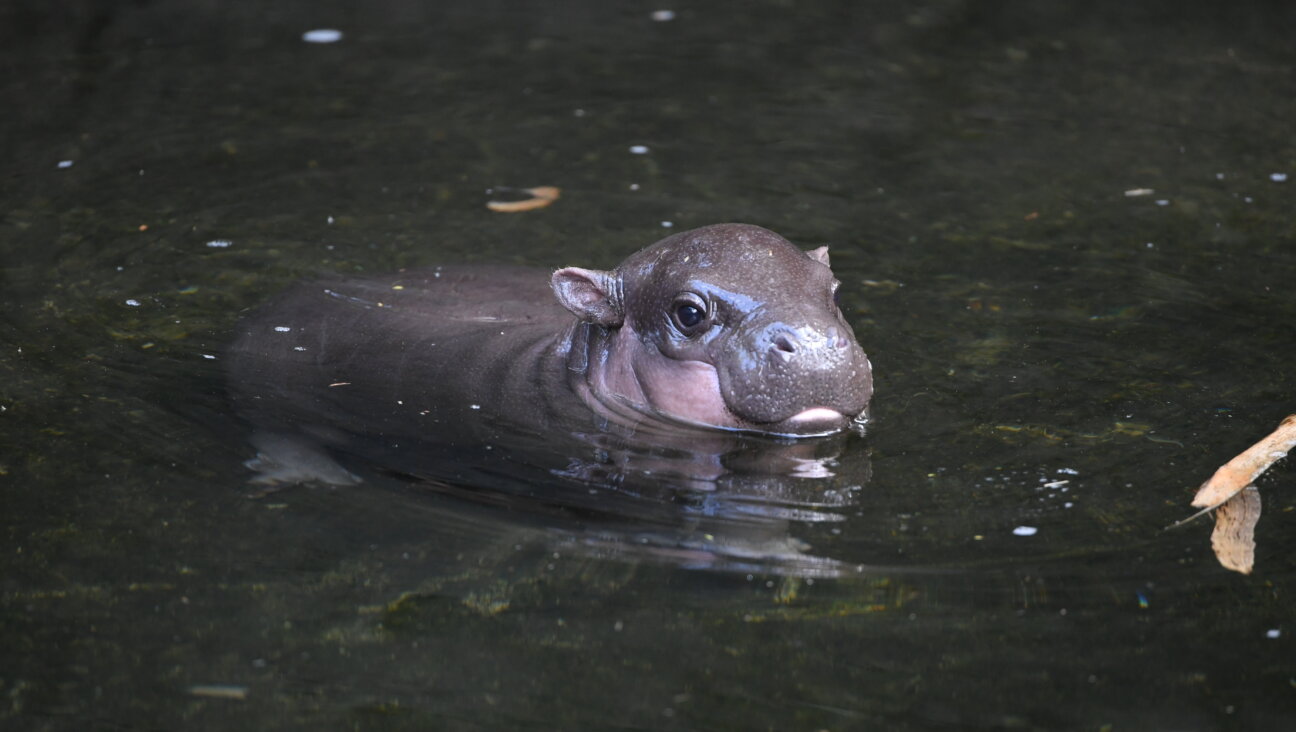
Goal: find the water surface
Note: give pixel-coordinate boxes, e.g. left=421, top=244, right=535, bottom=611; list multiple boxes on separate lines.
left=3, top=1, right=1295, bottom=729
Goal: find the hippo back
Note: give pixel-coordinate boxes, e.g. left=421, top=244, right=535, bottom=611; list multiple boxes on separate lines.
left=226, top=265, right=580, bottom=449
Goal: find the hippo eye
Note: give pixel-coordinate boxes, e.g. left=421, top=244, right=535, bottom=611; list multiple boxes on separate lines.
left=676, top=303, right=704, bottom=328
left=671, top=295, right=708, bottom=333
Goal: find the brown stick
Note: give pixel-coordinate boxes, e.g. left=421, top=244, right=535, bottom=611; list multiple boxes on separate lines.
left=1191, top=414, right=1296, bottom=508
left=486, top=186, right=561, bottom=212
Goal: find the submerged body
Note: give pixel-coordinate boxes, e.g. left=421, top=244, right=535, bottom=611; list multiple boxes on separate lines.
left=227, top=224, right=873, bottom=487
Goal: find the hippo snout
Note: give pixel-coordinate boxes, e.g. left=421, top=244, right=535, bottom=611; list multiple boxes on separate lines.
left=717, top=317, right=873, bottom=433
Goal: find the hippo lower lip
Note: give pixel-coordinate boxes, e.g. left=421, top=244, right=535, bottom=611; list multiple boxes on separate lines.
left=759, top=407, right=851, bottom=436
left=787, top=407, right=846, bottom=425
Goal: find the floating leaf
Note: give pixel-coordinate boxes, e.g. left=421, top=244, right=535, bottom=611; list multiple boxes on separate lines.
left=1211, top=486, right=1260, bottom=575
left=486, top=186, right=561, bottom=212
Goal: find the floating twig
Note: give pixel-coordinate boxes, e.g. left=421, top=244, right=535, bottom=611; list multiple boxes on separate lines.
left=1191, top=414, right=1296, bottom=509
left=486, top=186, right=561, bottom=213
left=188, top=684, right=249, bottom=700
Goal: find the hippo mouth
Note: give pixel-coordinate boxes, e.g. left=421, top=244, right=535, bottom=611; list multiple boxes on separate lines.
left=649, top=403, right=856, bottom=438
left=786, top=407, right=850, bottom=430
left=628, top=355, right=869, bottom=437
left=714, top=365, right=873, bottom=437
left=759, top=407, right=855, bottom=437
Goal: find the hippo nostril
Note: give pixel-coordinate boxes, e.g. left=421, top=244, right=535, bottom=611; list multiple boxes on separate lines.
left=773, top=333, right=797, bottom=354
left=827, top=327, right=847, bottom=349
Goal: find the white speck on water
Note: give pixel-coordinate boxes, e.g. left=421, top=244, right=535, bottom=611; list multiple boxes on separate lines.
left=470, top=404, right=481, bottom=410
left=661, top=221, right=674, bottom=228
left=206, top=239, right=232, bottom=248
left=1064, top=501, right=1074, bottom=508
left=1042, top=480, right=1070, bottom=489
left=293, top=346, right=306, bottom=351
left=1244, top=196, right=1254, bottom=203
left=651, top=9, right=676, bottom=21
left=327, top=216, right=335, bottom=224
left=302, top=28, right=343, bottom=44
left=629, top=145, right=650, bottom=155
left=1013, top=526, right=1038, bottom=536
left=1145, top=242, right=1155, bottom=248
left=1155, top=199, right=1170, bottom=206
left=1266, top=628, right=1281, bottom=639
left=629, top=183, right=640, bottom=191
left=57, top=160, right=74, bottom=169
left=1215, top=172, right=1226, bottom=180
left=1271, top=173, right=1288, bottom=183
left=573, top=108, right=587, bottom=117
left=201, top=354, right=216, bottom=360
left=125, top=299, right=141, bottom=307
left=1124, top=188, right=1154, bottom=197
left=273, top=326, right=291, bottom=332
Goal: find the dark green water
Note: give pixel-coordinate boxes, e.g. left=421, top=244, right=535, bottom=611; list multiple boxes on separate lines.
left=3, top=1, right=1295, bottom=729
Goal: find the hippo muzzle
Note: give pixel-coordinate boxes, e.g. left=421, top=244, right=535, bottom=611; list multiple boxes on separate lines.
left=716, top=312, right=873, bottom=434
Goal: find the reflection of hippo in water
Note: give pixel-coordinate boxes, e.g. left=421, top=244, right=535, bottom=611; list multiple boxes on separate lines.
left=227, top=223, right=873, bottom=487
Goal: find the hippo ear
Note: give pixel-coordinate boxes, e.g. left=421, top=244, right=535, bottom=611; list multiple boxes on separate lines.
left=806, top=246, right=831, bottom=267
left=551, top=267, right=624, bottom=327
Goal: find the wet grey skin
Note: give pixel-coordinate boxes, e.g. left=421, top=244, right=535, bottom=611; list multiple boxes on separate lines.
left=226, top=224, right=874, bottom=484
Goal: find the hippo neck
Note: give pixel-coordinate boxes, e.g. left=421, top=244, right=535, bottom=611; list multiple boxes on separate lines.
left=561, top=320, right=725, bottom=434
left=561, top=321, right=656, bottom=428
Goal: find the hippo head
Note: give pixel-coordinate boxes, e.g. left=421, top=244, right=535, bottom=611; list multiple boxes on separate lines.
left=552, top=224, right=873, bottom=436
